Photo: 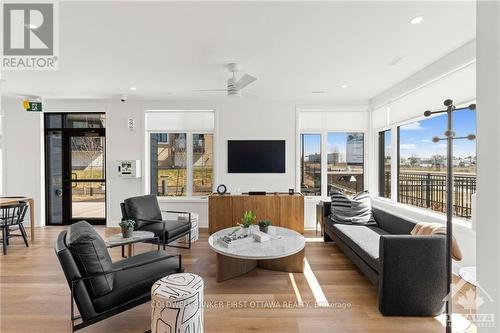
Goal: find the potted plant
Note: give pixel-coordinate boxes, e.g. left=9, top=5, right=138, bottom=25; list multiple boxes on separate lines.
left=119, top=219, right=135, bottom=238
left=258, top=220, right=272, bottom=233
left=238, top=211, right=256, bottom=236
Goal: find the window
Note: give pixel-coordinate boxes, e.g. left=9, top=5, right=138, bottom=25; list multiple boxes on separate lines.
left=150, top=133, right=213, bottom=197
left=192, top=134, right=213, bottom=195
left=151, top=133, right=187, bottom=196
left=378, top=130, right=391, bottom=198
left=300, top=134, right=321, bottom=195
left=146, top=110, right=215, bottom=198
left=327, top=133, right=364, bottom=195
left=299, top=132, right=365, bottom=196
left=398, top=107, right=476, bottom=218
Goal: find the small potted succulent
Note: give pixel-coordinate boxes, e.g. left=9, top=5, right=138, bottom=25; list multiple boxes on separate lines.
left=238, top=211, right=256, bottom=236
left=119, top=219, right=135, bottom=238
left=258, top=220, right=272, bottom=233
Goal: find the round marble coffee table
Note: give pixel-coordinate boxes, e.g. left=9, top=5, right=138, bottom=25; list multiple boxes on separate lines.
left=208, top=226, right=305, bottom=282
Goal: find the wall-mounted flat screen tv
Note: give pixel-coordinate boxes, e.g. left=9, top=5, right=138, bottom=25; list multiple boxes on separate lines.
left=228, top=140, right=285, bottom=173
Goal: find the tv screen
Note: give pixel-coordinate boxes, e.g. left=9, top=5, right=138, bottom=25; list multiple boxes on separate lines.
left=228, top=140, right=285, bottom=173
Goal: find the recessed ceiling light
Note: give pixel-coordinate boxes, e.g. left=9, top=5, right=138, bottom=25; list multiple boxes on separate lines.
left=129, top=87, right=137, bottom=91
left=311, top=90, right=326, bottom=94
left=341, top=84, right=348, bottom=89
left=409, top=16, right=423, bottom=25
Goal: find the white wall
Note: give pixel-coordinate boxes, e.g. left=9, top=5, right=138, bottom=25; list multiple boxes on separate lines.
left=1, top=95, right=368, bottom=229
left=2, top=97, right=44, bottom=224
left=476, top=1, right=500, bottom=330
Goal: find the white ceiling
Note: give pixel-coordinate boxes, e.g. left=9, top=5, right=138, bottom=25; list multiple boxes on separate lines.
left=0, top=1, right=476, bottom=101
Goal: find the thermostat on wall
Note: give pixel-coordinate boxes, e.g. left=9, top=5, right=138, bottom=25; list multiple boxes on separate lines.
left=117, top=160, right=141, bottom=178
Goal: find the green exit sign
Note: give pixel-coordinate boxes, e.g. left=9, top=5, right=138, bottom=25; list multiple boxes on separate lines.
left=23, top=101, right=43, bottom=112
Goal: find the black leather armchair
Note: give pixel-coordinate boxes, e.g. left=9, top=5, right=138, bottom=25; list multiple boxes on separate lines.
left=121, top=195, right=192, bottom=249
left=55, top=221, right=183, bottom=332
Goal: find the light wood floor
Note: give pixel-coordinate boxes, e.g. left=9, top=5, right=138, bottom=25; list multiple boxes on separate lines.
left=0, top=227, right=476, bottom=333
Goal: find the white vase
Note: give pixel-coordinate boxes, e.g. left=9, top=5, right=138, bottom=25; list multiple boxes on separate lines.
left=240, top=227, right=250, bottom=236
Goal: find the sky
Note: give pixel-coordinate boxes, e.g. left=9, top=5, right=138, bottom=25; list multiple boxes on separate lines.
left=399, top=107, right=476, bottom=159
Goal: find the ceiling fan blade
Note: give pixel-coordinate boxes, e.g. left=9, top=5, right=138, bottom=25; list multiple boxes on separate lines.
left=192, top=89, right=228, bottom=92
left=235, top=74, right=257, bottom=90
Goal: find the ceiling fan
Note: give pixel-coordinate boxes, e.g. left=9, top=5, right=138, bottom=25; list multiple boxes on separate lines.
left=193, top=63, right=257, bottom=97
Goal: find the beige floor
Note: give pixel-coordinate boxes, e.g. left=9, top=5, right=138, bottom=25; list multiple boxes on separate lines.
left=0, top=227, right=476, bottom=333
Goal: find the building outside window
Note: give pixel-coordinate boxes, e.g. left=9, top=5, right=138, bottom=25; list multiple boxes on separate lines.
left=300, top=134, right=321, bottom=195
left=192, top=134, right=213, bottom=195
left=327, top=133, right=364, bottom=195
left=398, top=107, right=476, bottom=219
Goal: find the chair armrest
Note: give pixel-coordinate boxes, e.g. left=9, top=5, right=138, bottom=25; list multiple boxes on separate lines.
left=378, top=235, right=446, bottom=316
left=136, top=218, right=163, bottom=224
left=161, top=210, right=190, bottom=215
left=161, top=210, right=191, bottom=222
left=72, top=254, right=182, bottom=283
left=322, top=201, right=331, bottom=218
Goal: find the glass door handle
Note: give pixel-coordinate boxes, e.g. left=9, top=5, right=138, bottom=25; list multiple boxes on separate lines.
left=72, top=172, right=78, bottom=188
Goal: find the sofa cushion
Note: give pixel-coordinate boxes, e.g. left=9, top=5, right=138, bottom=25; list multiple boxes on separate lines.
left=372, top=208, right=416, bottom=235
left=332, top=224, right=390, bottom=272
left=330, top=190, right=376, bottom=226
left=66, top=221, right=114, bottom=298
left=139, top=220, right=191, bottom=240
left=123, top=195, right=162, bottom=229
left=92, top=250, right=180, bottom=313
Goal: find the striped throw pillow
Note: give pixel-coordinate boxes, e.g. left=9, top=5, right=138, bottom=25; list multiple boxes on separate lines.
left=330, top=190, right=376, bottom=226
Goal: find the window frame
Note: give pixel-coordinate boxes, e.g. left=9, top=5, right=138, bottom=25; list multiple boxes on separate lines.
left=376, top=103, right=477, bottom=220
left=297, top=130, right=367, bottom=198
left=378, top=129, right=392, bottom=199
left=147, top=130, right=215, bottom=200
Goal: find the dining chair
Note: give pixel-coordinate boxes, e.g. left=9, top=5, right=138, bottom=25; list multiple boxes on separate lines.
left=0, top=201, right=29, bottom=255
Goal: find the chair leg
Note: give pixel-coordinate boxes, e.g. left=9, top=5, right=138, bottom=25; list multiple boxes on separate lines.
left=19, top=224, right=29, bottom=247
left=5, top=227, right=9, bottom=245
left=2, top=227, right=7, bottom=255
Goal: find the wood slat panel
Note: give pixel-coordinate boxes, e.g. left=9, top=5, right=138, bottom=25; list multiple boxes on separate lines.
left=209, top=194, right=304, bottom=234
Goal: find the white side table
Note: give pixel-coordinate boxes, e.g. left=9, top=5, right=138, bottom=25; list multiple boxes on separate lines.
left=151, top=273, right=204, bottom=333
left=177, top=213, right=199, bottom=244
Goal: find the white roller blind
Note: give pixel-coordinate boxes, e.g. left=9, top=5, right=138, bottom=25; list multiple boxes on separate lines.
left=145, top=111, right=215, bottom=131
left=298, top=110, right=368, bottom=131
left=388, top=64, right=476, bottom=125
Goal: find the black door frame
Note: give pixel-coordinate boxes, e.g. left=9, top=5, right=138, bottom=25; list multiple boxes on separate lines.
left=44, top=113, right=106, bottom=225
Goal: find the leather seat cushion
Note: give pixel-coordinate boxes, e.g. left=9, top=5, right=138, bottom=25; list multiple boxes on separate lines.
left=139, top=220, right=191, bottom=240
left=92, top=250, right=180, bottom=313
left=66, top=221, right=114, bottom=298
left=331, top=224, right=390, bottom=272
left=123, top=195, right=162, bottom=229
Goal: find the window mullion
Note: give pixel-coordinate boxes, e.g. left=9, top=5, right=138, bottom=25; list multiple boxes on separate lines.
left=321, top=131, right=328, bottom=198
left=186, top=133, right=194, bottom=197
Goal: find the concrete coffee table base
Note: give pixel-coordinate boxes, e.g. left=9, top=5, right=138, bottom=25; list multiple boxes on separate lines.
left=216, top=248, right=305, bottom=282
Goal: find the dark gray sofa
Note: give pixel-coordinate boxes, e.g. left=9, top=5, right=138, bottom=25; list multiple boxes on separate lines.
left=322, top=202, right=446, bottom=316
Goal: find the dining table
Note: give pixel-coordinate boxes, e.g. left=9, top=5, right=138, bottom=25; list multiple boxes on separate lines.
left=0, top=196, right=35, bottom=243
